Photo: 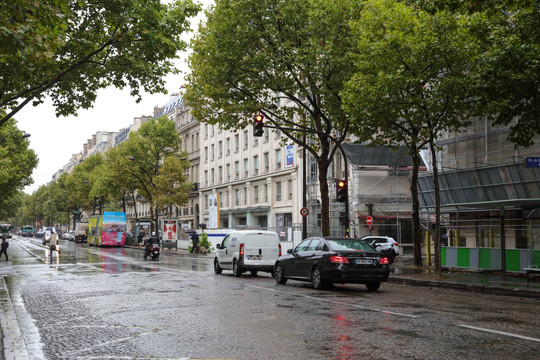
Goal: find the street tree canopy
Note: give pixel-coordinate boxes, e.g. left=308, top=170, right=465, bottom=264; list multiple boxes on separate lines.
left=185, top=0, right=362, bottom=235
left=0, top=117, right=38, bottom=209
left=0, top=0, right=200, bottom=127
left=343, top=0, right=478, bottom=269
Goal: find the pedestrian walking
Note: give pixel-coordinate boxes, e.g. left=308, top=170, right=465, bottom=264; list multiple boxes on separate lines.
left=49, top=228, right=60, bottom=262
left=190, top=232, right=200, bottom=254
left=0, top=238, right=9, bottom=261
left=137, top=231, right=144, bottom=249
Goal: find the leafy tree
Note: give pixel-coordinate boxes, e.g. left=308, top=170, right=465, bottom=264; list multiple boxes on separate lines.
left=407, top=0, right=540, bottom=148
left=0, top=0, right=200, bottom=127
left=65, top=153, right=103, bottom=214
left=185, top=0, right=362, bottom=236
left=343, top=0, right=477, bottom=270
left=0, top=116, right=38, bottom=209
left=115, top=116, right=190, bottom=233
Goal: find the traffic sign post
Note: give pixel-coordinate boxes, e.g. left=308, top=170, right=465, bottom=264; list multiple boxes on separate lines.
left=300, top=207, right=309, bottom=217
left=366, top=216, right=373, bottom=235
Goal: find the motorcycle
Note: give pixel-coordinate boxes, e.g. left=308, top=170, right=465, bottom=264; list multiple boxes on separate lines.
left=144, top=244, right=160, bottom=260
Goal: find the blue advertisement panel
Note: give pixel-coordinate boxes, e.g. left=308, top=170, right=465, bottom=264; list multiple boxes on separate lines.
left=286, top=144, right=294, bottom=167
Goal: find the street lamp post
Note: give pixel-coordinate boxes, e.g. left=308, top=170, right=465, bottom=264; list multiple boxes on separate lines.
left=0, top=130, right=30, bottom=142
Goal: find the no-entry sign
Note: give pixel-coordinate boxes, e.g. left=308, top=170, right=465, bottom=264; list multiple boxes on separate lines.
left=366, top=216, right=373, bottom=226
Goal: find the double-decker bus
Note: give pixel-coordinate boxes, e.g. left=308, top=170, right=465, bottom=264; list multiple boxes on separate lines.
left=88, top=211, right=126, bottom=247
left=21, top=225, right=34, bottom=237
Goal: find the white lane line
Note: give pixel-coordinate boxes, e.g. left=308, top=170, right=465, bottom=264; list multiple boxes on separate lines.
left=249, top=285, right=419, bottom=318
left=458, top=324, right=540, bottom=343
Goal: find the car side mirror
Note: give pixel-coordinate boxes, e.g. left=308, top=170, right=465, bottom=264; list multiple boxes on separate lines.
left=322, top=245, right=329, bottom=251
left=216, top=244, right=221, bottom=250
left=287, top=249, right=293, bottom=254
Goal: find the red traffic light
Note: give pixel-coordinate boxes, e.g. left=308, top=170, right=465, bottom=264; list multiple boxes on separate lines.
left=254, top=114, right=264, bottom=122
left=336, top=180, right=347, bottom=203
left=337, top=180, right=346, bottom=188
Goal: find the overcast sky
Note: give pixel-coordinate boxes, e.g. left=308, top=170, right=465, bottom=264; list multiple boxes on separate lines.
left=17, top=1, right=212, bottom=194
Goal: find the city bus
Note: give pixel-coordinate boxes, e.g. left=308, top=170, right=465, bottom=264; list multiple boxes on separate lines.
left=88, top=211, right=127, bottom=247
left=22, top=225, right=34, bottom=237
left=0, top=224, right=13, bottom=240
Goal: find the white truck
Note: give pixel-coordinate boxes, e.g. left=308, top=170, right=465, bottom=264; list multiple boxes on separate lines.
left=74, top=222, right=88, bottom=243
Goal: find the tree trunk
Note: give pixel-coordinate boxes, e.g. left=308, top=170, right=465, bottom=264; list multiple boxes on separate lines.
left=318, top=159, right=331, bottom=236
left=410, top=148, right=423, bottom=268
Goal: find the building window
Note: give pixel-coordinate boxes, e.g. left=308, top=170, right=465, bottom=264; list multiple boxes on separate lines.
left=226, top=164, right=231, bottom=181
left=244, top=158, right=248, bottom=177
left=276, top=182, right=282, bottom=201
left=254, top=155, right=259, bottom=175
left=226, top=137, right=231, bottom=155
left=288, top=179, right=293, bottom=200
left=264, top=152, right=269, bottom=173
left=254, top=185, right=259, bottom=203
left=234, top=134, right=239, bottom=153
left=235, top=189, right=240, bottom=206
left=235, top=161, right=240, bottom=179
left=211, top=169, right=215, bottom=185
left=243, top=130, right=249, bottom=149
left=218, top=166, right=223, bottom=183
left=275, top=149, right=282, bottom=169
left=211, top=144, right=215, bottom=161
left=218, top=141, right=222, bottom=158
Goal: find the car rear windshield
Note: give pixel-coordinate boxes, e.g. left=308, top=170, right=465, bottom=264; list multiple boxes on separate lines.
left=327, top=239, right=374, bottom=251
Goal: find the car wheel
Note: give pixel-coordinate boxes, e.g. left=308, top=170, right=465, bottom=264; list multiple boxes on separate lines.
left=232, top=259, right=242, bottom=277
left=311, top=266, right=326, bottom=290
left=214, top=258, right=223, bottom=274
left=274, top=263, right=287, bottom=284
left=365, top=281, right=381, bottom=291
left=250, top=270, right=258, bottom=276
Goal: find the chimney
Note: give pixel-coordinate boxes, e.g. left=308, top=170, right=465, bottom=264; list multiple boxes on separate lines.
left=92, top=134, right=97, bottom=144
left=87, top=139, right=93, bottom=148
left=154, top=106, right=163, bottom=116
left=83, top=143, right=88, bottom=153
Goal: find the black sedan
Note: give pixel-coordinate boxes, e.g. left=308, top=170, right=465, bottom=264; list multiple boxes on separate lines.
left=274, top=237, right=390, bottom=291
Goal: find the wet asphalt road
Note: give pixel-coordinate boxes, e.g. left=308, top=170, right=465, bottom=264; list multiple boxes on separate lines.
left=1, top=236, right=539, bottom=360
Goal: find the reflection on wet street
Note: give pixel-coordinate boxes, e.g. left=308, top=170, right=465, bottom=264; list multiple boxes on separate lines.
left=2, top=236, right=540, bottom=360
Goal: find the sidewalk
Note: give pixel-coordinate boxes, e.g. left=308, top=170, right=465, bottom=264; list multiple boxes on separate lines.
left=388, top=255, right=540, bottom=299
left=141, top=245, right=540, bottom=298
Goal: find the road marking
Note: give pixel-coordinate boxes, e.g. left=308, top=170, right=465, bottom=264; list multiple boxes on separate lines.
left=249, top=285, right=419, bottom=318
left=458, top=324, right=540, bottom=343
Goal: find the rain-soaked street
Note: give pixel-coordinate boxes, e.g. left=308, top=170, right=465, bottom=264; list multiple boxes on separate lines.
left=1, top=236, right=539, bottom=360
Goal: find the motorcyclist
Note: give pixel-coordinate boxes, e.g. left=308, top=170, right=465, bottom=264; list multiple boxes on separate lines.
left=143, top=231, right=160, bottom=260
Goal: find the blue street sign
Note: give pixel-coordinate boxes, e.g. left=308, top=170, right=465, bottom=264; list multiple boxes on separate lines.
left=525, top=157, right=540, bottom=168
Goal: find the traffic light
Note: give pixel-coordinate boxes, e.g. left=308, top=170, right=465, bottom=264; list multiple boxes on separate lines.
left=253, top=114, right=264, bottom=137
left=336, top=180, right=347, bottom=203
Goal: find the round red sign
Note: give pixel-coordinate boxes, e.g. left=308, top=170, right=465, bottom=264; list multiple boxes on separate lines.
left=366, top=216, right=373, bottom=226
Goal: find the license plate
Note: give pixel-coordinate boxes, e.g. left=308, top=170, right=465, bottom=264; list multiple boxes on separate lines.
left=247, top=255, right=261, bottom=261
left=355, top=259, right=372, bottom=265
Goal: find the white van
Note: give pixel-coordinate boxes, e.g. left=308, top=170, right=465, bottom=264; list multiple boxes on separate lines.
left=214, top=230, right=281, bottom=277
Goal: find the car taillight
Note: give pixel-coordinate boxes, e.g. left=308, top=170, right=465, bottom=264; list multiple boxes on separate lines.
left=278, top=243, right=282, bottom=257
left=393, top=242, right=399, bottom=247
left=330, top=256, right=349, bottom=263
left=239, top=243, right=244, bottom=256
left=379, top=257, right=390, bottom=265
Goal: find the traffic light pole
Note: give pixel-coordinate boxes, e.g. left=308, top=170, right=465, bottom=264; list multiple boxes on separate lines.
left=262, top=124, right=349, bottom=237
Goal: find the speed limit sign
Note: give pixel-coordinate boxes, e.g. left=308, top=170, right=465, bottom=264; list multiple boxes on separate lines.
left=300, top=207, right=309, bottom=217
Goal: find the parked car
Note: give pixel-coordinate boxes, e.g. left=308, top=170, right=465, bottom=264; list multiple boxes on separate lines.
left=214, top=230, right=282, bottom=277
left=274, top=237, right=390, bottom=291
left=362, top=236, right=400, bottom=256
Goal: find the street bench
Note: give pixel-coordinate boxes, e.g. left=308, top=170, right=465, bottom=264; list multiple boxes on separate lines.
left=523, top=265, right=540, bottom=282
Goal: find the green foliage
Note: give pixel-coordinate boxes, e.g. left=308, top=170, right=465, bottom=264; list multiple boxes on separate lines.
left=0, top=0, right=200, bottom=127
left=188, top=232, right=214, bottom=253
left=185, top=0, right=363, bottom=235
left=0, top=117, right=38, bottom=210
